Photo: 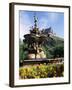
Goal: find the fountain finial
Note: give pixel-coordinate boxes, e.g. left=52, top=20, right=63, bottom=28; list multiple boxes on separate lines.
left=34, top=13, right=37, bottom=28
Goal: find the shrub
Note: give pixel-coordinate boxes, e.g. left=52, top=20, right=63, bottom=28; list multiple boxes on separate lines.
left=19, top=63, right=64, bottom=79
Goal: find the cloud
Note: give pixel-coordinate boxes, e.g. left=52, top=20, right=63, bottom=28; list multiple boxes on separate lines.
left=38, top=12, right=59, bottom=30
left=20, top=11, right=32, bottom=40
left=20, top=24, right=30, bottom=40
left=38, top=18, right=48, bottom=29
left=38, top=17, right=52, bottom=30
left=47, top=12, right=60, bottom=22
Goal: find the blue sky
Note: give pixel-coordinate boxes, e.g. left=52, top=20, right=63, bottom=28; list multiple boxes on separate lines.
left=19, top=10, right=64, bottom=40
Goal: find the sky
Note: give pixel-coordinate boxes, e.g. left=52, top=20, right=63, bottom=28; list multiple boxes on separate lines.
left=19, top=10, right=64, bottom=40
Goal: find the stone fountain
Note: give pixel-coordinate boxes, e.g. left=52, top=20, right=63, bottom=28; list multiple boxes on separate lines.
left=23, top=15, right=47, bottom=60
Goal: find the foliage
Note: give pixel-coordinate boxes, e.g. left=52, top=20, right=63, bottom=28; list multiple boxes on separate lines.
left=53, top=44, right=64, bottom=58
left=42, top=36, right=64, bottom=59
left=19, top=39, right=28, bottom=61
left=19, top=63, right=64, bottom=79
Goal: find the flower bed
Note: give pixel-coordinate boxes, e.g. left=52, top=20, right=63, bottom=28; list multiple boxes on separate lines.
left=19, top=63, right=64, bottom=79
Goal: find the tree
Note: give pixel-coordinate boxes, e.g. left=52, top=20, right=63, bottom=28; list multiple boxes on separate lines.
left=19, top=39, right=28, bottom=62
left=53, top=44, right=64, bottom=58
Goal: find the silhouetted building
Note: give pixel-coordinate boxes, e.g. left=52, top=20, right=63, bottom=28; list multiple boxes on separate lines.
left=41, top=27, right=54, bottom=37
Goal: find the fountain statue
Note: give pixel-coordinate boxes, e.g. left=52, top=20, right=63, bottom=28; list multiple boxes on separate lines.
left=23, top=15, right=47, bottom=60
